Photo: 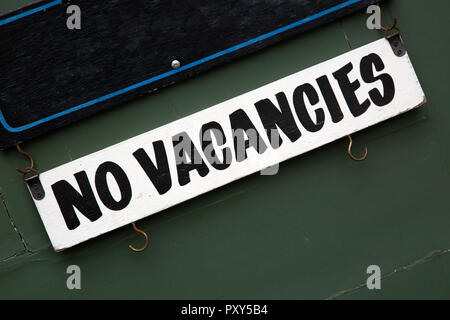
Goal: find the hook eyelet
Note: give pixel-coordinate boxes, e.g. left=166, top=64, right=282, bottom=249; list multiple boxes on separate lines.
left=129, top=222, right=149, bottom=252
left=347, top=135, right=368, bottom=162
left=16, top=144, right=37, bottom=176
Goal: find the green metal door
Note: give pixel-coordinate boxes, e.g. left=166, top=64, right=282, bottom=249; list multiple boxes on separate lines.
left=0, top=0, right=449, bottom=299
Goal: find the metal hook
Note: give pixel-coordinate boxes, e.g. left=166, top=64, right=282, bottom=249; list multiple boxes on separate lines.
left=129, top=222, right=149, bottom=252
left=380, top=17, right=397, bottom=32
left=16, top=144, right=35, bottom=175
left=381, top=18, right=400, bottom=39
left=347, top=135, right=368, bottom=162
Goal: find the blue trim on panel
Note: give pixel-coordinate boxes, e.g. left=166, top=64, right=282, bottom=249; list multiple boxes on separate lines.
left=0, top=0, right=361, bottom=132
left=0, top=0, right=62, bottom=27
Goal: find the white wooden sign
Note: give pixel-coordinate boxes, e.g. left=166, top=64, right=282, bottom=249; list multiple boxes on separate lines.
left=28, top=38, right=425, bottom=251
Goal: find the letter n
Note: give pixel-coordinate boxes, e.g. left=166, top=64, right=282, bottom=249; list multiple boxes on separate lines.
left=52, top=171, right=102, bottom=230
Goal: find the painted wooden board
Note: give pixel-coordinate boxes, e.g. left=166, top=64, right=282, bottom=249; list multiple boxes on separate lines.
left=27, top=37, right=425, bottom=251
left=0, top=0, right=380, bottom=149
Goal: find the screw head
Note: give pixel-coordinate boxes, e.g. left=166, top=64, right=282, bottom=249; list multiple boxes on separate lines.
left=171, top=60, right=181, bottom=69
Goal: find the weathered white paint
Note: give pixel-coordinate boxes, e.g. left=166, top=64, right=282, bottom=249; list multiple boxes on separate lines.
left=29, top=38, right=425, bottom=251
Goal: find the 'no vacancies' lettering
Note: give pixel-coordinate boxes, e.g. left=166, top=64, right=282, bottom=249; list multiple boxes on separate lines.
left=52, top=53, right=395, bottom=230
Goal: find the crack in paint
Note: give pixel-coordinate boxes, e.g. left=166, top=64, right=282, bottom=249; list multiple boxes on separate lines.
left=0, top=193, right=33, bottom=254
left=326, top=248, right=450, bottom=300
left=0, top=250, right=29, bottom=264
left=340, top=20, right=353, bottom=50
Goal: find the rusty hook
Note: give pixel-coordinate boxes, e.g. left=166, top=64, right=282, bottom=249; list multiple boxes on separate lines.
left=347, top=135, right=368, bottom=162
left=16, top=144, right=35, bottom=175
left=380, top=17, right=397, bottom=32
left=129, top=222, right=149, bottom=252
left=380, top=18, right=399, bottom=38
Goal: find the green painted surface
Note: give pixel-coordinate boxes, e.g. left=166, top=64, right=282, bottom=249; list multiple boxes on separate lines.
left=0, top=0, right=449, bottom=299
left=0, top=192, right=27, bottom=261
